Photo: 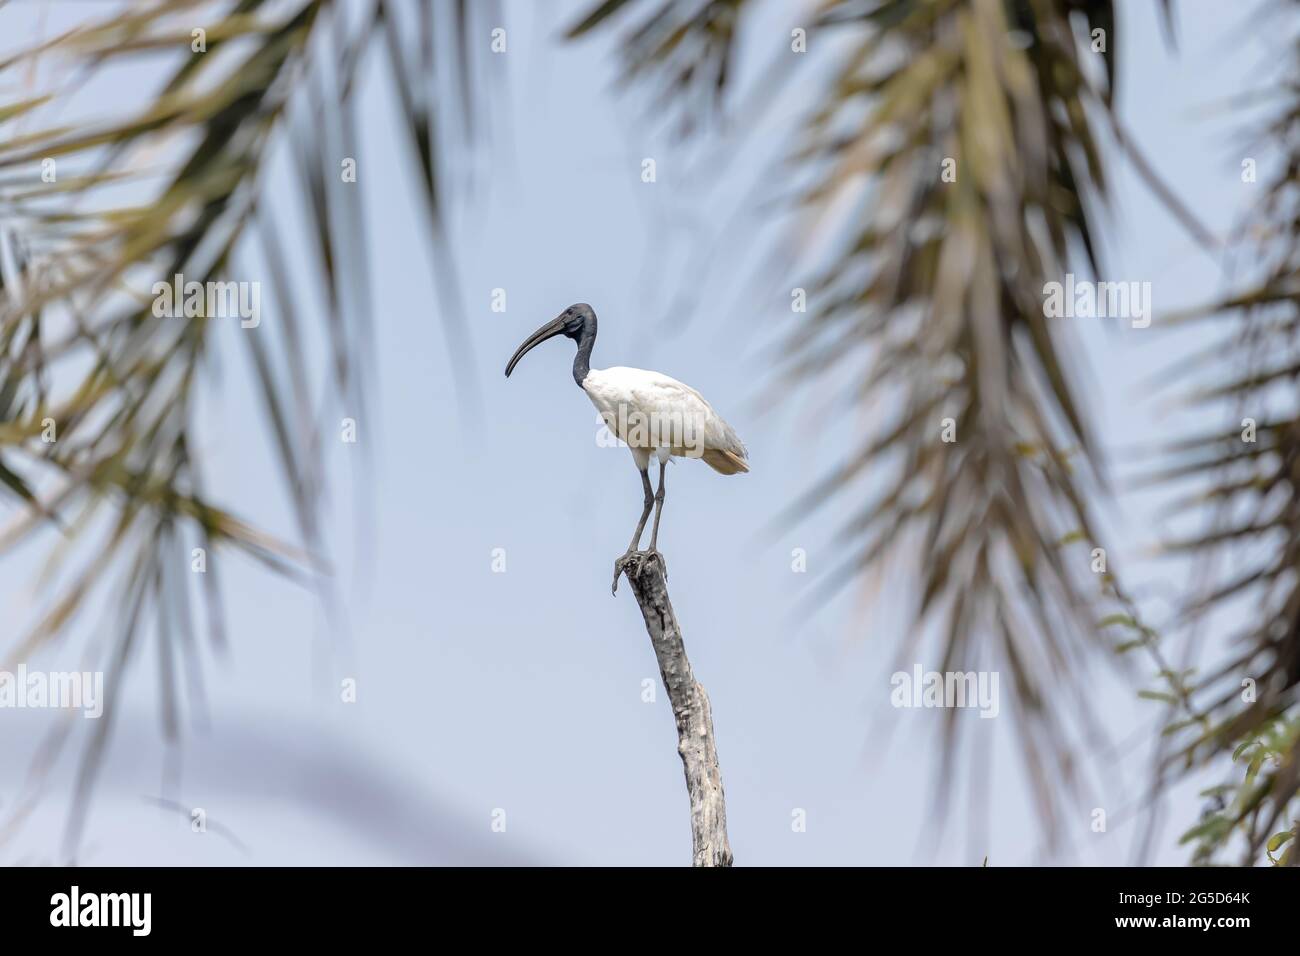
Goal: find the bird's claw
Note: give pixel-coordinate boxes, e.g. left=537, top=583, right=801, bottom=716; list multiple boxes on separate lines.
left=612, top=551, right=634, bottom=595
left=611, top=549, right=667, bottom=595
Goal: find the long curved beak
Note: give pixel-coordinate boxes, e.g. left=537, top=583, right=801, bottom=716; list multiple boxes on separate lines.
left=504, top=316, right=565, bottom=377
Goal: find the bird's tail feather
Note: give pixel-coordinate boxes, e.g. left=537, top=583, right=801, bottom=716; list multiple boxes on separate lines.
left=703, top=449, right=749, bottom=475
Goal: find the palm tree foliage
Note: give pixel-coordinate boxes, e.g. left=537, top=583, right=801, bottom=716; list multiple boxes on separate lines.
left=1150, top=26, right=1300, bottom=865
left=0, top=0, right=496, bottom=855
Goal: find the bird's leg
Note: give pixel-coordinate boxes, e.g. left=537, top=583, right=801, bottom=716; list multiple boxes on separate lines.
left=612, top=468, right=655, bottom=594
left=648, top=459, right=667, bottom=563
left=625, top=467, right=654, bottom=552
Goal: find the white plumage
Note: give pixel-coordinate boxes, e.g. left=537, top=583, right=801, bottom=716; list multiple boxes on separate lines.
left=582, top=366, right=749, bottom=475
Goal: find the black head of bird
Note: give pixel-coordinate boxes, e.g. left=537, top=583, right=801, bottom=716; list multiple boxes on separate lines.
left=504, top=303, right=597, bottom=383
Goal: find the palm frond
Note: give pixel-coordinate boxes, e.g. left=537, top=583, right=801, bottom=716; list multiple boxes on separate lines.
left=0, top=0, right=483, bottom=857
left=1150, top=30, right=1300, bottom=864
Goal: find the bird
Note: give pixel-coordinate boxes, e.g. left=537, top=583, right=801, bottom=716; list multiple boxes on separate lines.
left=505, top=303, right=748, bottom=593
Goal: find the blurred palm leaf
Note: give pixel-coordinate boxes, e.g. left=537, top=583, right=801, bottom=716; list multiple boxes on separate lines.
left=0, top=0, right=493, bottom=857
left=1149, top=28, right=1300, bottom=865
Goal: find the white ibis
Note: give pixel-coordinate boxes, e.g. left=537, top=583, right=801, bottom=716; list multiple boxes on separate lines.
left=505, top=303, right=749, bottom=592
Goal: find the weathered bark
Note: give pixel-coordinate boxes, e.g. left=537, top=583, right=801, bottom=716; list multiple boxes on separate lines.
left=616, top=551, right=733, bottom=867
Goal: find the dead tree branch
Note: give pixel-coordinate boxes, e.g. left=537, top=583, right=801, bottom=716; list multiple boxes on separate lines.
left=616, top=551, right=733, bottom=867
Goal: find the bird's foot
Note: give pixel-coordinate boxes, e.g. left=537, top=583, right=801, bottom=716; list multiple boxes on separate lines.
left=611, top=549, right=667, bottom=595
left=612, top=550, right=635, bottom=595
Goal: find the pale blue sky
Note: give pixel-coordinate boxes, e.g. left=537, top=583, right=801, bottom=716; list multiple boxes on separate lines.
left=0, top=0, right=1286, bottom=865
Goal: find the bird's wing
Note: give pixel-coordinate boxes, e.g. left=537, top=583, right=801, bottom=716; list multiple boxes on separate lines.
left=625, top=370, right=748, bottom=460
